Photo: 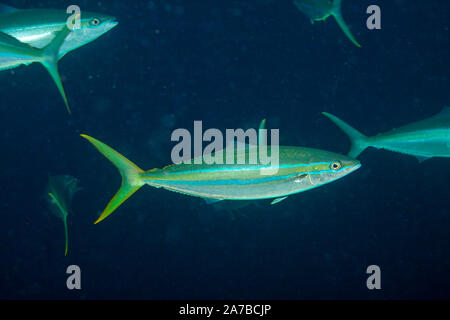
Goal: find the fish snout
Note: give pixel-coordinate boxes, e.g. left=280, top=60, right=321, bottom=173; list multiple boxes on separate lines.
left=104, top=19, right=119, bottom=30
left=343, top=159, right=361, bottom=174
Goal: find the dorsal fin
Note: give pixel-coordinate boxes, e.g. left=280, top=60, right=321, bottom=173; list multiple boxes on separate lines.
left=259, top=118, right=267, bottom=147
left=0, top=4, right=19, bottom=14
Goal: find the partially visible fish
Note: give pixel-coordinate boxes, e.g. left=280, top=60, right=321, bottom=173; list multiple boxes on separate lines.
left=45, top=175, right=81, bottom=256
left=323, top=108, right=450, bottom=161
left=0, top=26, right=72, bottom=113
left=293, top=0, right=361, bottom=47
left=0, top=4, right=118, bottom=59
left=0, top=4, right=118, bottom=113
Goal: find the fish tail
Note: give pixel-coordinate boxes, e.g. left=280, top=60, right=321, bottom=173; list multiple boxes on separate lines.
left=331, top=0, right=361, bottom=47
left=322, top=112, right=368, bottom=158
left=39, top=26, right=73, bottom=114
left=81, top=134, right=145, bottom=224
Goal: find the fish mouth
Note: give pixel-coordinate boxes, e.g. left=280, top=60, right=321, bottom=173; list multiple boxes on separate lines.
left=348, top=162, right=362, bottom=173
left=99, top=19, right=118, bottom=35
left=98, top=16, right=118, bottom=30
left=106, top=19, right=119, bottom=30
left=107, top=19, right=119, bottom=28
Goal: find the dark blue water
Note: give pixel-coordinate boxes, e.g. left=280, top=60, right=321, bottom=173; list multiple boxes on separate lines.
left=0, top=0, right=449, bottom=299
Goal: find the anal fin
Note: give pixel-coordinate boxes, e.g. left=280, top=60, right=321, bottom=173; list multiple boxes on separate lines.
left=203, top=198, right=223, bottom=205
left=415, top=156, right=431, bottom=163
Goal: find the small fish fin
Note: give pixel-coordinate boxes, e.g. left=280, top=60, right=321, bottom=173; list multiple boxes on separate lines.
left=81, top=135, right=145, bottom=224
left=259, top=118, right=267, bottom=146
left=48, top=192, right=68, bottom=218
left=0, top=4, right=18, bottom=14
left=259, top=119, right=266, bottom=130
left=331, top=0, right=361, bottom=47
left=203, top=198, right=223, bottom=205
left=322, top=112, right=368, bottom=158
left=270, top=196, right=288, bottom=205
left=48, top=192, right=69, bottom=255
left=63, top=216, right=69, bottom=256
left=40, top=26, right=73, bottom=114
left=415, top=156, right=431, bottom=163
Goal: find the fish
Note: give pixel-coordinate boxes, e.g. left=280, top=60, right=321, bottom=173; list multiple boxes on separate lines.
left=293, top=0, right=361, bottom=47
left=0, top=4, right=118, bottom=113
left=0, top=27, right=72, bottom=113
left=322, top=108, right=450, bottom=161
left=0, top=4, right=118, bottom=59
left=80, top=122, right=361, bottom=224
left=45, top=175, right=81, bottom=256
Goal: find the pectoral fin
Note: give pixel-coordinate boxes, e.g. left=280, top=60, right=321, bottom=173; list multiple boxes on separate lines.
left=270, top=196, right=288, bottom=205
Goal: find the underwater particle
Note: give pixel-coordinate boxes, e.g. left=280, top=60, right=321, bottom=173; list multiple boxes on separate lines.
left=147, top=1, right=156, bottom=11
left=45, top=175, right=81, bottom=256
left=161, top=113, right=177, bottom=129
left=164, top=223, right=183, bottom=245
left=92, top=97, right=114, bottom=113
left=228, top=8, right=242, bottom=17
left=173, top=6, right=185, bottom=17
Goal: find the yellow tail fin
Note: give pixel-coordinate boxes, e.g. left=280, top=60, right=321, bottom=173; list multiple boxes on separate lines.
left=81, top=134, right=145, bottom=224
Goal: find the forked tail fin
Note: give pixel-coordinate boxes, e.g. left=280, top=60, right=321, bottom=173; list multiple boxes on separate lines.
left=322, top=112, right=368, bottom=158
left=81, top=135, right=145, bottom=224
left=331, top=0, right=361, bottom=47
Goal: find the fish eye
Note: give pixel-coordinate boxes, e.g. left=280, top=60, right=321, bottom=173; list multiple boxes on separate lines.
left=330, top=161, right=342, bottom=171
left=90, top=18, right=101, bottom=26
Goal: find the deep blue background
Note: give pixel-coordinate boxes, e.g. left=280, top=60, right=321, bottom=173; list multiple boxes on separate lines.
left=0, top=0, right=449, bottom=299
